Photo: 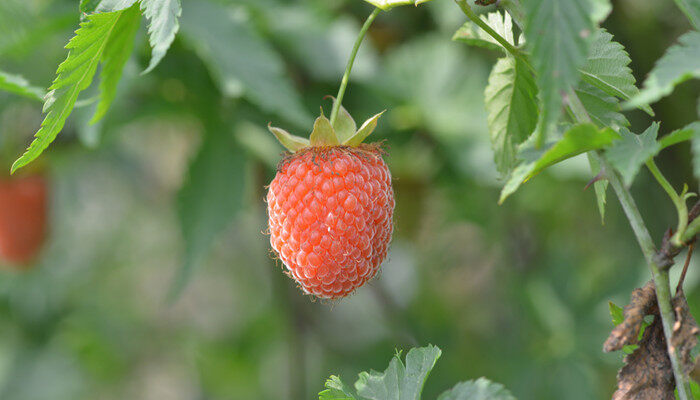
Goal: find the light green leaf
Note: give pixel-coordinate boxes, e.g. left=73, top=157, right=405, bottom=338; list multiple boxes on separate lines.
left=319, top=376, right=358, bottom=400
left=605, top=123, right=660, bottom=187
left=140, top=0, right=181, bottom=73
left=580, top=29, right=653, bottom=116
left=331, top=100, right=357, bottom=143
left=484, top=56, right=538, bottom=175
left=499, top=124, right=620, bottom=203
left=172, top=128, right=245, bottom=300
left=452, top=11, right=517, bottom=52
left=268, top=124, right=309, bottom=153
left=672, top=0, right=700, bottom=29
left=180, top=1, right=311, bottom=127
left=344, top=112, right=384, bottom=146
left=355, top=345, right=442, bottom=400
left=525, top=0, right=592, bottom=142
left=588, top=153, right=608, bottom=224
left=609, top=301, right=625, bottom=325
left=436, top=378, right=516, bottom=400
left=97, top=0, right=138, bottom=12
left=588, top=0, right=612, bottom=23
left=575, top=82, right=629, bottom=129
left=625, top=31, right=700, bottom=109
left=362, top=0, right=434, bottom=10
left=0, top=70, right=44, bottom=101
left=91, top=3, right=140, bottom=123
left=310, top=113, right=339, bottom=146
left=659, top=121, right=700, bottom=150
left=12, top=9, right=133, bottom=173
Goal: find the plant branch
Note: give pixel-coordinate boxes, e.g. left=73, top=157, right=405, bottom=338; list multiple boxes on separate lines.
left=329, top=8, right=381, bottom=126
left=645, top=159, right=691, bottom=247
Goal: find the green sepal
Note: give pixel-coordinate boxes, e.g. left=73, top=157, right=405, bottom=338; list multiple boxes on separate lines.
left=329, top=98, right=358, bottom=143
left=344, top=111, right=385, bottom=146
left=309, top=110, right=340, bottom=146
left=268, top=124, right=310, bottom=152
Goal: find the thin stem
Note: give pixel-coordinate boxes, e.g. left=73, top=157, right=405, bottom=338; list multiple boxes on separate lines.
left=646, top=159, right=689, bottom=247
left=677, top=243, right=694, bottom=294
left=329, top=8, right=381, bottom=126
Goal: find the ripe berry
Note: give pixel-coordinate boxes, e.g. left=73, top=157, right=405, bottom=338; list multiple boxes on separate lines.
left=0, top=174, right=47, bottom=267
left=266, top=106, right=394, bottom=299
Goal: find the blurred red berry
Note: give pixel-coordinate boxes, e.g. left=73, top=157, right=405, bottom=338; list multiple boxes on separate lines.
left=267, top=145, right=394, bottom=299
left=0, top=174, right=47, bottom=267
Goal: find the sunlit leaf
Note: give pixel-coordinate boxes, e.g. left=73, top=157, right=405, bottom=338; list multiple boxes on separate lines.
left=362, top=0, right=434, bottom=10
left=319, top=376, right=357, bottom=400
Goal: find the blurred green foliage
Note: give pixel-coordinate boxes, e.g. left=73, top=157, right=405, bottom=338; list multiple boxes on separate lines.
left=0, top=0, right=698, bottom=399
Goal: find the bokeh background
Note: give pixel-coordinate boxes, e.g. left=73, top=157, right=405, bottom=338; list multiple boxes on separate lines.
left=1, top=0, right=699, bottom=399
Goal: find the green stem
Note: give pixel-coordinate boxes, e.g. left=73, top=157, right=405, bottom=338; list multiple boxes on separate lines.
left=646, top=159, right=689, bottom=247
left=329, top=8, right=381, bottom=127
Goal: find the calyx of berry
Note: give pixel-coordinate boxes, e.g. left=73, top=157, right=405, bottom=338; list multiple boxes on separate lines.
left=268, top=102, right=385, bottom=153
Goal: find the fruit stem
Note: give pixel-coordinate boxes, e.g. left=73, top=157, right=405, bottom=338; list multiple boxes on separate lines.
left=329, top=7, right=381, bottom=127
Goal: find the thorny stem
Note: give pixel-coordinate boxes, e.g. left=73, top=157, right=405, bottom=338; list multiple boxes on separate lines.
left=329, top=8, right=381, bottom=127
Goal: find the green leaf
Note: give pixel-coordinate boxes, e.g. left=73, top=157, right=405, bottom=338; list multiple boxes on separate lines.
left=344, top=112, right=384, bottom=146
left=331, top=100, right=357, bottom=143
left=319, top=376, right=358, bottom=400
left=91, top=3, right=140, bottom=123
left=605, top=123, right=660, bottom=187
left=484, top=56, right=538, bottom=175
left=525, top=0, right=592, bottom=142
left=588, top=153, right=608, bottom=224
left=309, top=113, right=339, bottom=146
left=180, top=1, right=311, bottom=127
left=171, top=127, right=245, bottom=300
left=575, top=82, right=629, bottom=129
left=625, top=31, right=700, bottom=109
left=436, top=378, right=516, bottom=400
left=672, top=0, right=700, bottom=29
left=452, top=11, right=517, bottom=52
left=268, top=124, right=309, bottom=153
left=362, top=0, right=434, bottom=10
left=140, top=0, right=182, bottom=73
left=355, top=345, right=442, bottom=400
left=580, top=29, right=653, bottom=116
left=609, top=301, right=625, bottom=325
left=690, top=123, right=700, bottom=182
left=11, top=9, right=133, bottom=173
left=0, top=70, right=44, bottom=101
left=659, top=121, right=700, bottom=150
left=588, top=0, right=612, bottom=23
left=499, top=124, right=620, bottom=203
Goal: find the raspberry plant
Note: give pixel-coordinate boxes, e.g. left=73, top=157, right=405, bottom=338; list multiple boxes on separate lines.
left=1, top=0, right=700, bottom=398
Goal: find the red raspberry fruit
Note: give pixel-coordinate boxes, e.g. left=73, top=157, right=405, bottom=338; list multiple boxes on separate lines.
left=0, top=174, right=48, bottom=267
left=266, top=106, right=393, bottom=299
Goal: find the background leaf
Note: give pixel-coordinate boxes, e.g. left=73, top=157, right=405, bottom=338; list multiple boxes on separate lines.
left=484, top=56, right=538, bottom=175
left=453, top=12, right=517, bottom=52
left=140, top=0, right=182, bottom=73
left=524, top=0, right=592, bottom=142
left=672, top=0, right=700, bottom=28
left=605, top=123, right=660, bottom=187
left=0, top=70, right=44, bottom=101
left=659, top=121, right=700, bottom=150
left=625, top=31, right=700, bottom=108
left=436, top=378, right=517, bottom=400
left=588, top=153, right=609, bottom=224
left=362, top=0, right=434, bottom=10
left=319, top=376, right=358, bottom=400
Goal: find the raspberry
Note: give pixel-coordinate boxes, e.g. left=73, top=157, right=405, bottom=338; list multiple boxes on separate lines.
left=0, top=174, right=47, bottom=267
left=266, top=106, right=393, bottom=299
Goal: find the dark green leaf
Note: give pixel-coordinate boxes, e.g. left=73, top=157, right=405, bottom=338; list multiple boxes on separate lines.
left=484, top=56, right=538, bottom=175
left=437, top=378, right=516, bottom=400
left=659, top=121, right=700, bottom=150
left=625, top=31, right=700, bottom=109
left=575, top=82, right=629, bottom=128
left=525, top=0, right=592, bottom=142
left=605, top=123, right=660, bottom=187
left=0, top=70, right=44, bottom=101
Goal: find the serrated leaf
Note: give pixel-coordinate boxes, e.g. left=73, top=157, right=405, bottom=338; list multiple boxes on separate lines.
left=310, top=113, right=339, bottom=146
left=362, top=0, right=434, bottom=10
left=91, top=3, right=140, bottom=123
left=344, top=111, right=384, bottom=146
left=575, top=82, right=629, bottom=128
left=452, top=12, right=517, bottom=52
left=659, top=121, right=700, bottom=150
left=605, top=123, right=660, bottom=187
left=625, top=31, right=700, bottom=109
left=588, top=153, right=608, bottom=224
left=0, top=70, right=44, bottom=101
left=436, top=378, right=516, bottom=400
left=484, top=56, right=538, bottom=175
left=673, top=0, right=700, bottom=29
left=268, top=124, right=309, bottom=153
left=499, top=123, right=620, bottom=203
left=319, top=376, right=358, bottom=400
left=580, top=29, right=653, bottom=116
left=525, top=0, right=592, bottom=143
left=171, top=128, right=245, bottom=300
left=140, top=0, right=181, bottom=73
left=12, top=9, right=133, bottom=173
left=355, top=345, right=442, bottom=400
left=180, top=1, right=311, bottom=127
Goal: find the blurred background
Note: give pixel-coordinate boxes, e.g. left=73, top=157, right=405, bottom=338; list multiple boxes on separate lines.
left=0, top=0, right=699, bottom=399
